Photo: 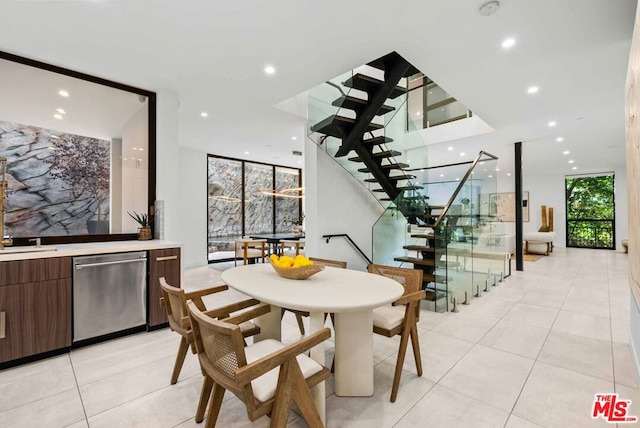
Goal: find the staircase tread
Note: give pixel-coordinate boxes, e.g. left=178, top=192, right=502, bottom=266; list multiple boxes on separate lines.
left=364, top=174, right=415, bottom=182
left=362, top=136, right=394, bottom=145
left=310, top=115, right=383, bottom=138
left=403, top=245, right=435, bottom=251
left=344, top=73, right=407, bottom=99
left=394, top=256, right=435, bottom=266
left=332, top=95, right=395, bottom=115
left=358, top=162, right=409, bottom=173
left=367, top=52, right=421, bottom=77
left=348, top=150, right=402, bottom=162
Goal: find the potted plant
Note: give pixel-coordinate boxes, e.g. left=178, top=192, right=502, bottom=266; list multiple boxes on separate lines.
left=128, top=211, right=153, bottom=240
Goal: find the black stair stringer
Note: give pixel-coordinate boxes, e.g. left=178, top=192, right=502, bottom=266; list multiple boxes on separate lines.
left=334, top=58, right=411, bottom=158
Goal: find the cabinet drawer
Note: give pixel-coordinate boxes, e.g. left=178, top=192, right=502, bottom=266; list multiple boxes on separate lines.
left=0, top=257, right=72, bottom=286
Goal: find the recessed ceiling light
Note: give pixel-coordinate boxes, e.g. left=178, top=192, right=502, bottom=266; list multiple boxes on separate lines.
left=488, top=175, right=493, bottom=178
left=53, top=114, right=63, bottom=120
left=245, top=151, right=250, bottom=155
left=548, top=121, right=557, bottom=127
left=407, top=160, right=411, bottom=163
left=264, top=65, right=276, bottom=75
left=133, top=147, right=138, bottom=151
left=556, top=137, right=564, bottom=142
left=138, top=148, right=144, bottom=151
left=428, top=91, right=433, bottom=95
left=568, top=160, right=574, bottom=164
left=501, top=38, right=516, bottom=49
left=572, top=166, right=577, bottom=170
left=416, top=112, right=421, bottom=116
left=292, top=136, right=297, bottom=140
left=563, top=150, right=570, bottom=155
left=527, top=86, right=539, bottom=94
left=58, top=90, right=70, bottom=97
left=507, top=173, right=512, bottom=176
left=56, top=108, right=66, bottom=114
left=440, top=174, right=444, bottom=177
left=455, top=178, right=460, bottom=181
left=200, top=112, right=208, bottom=118
left=460, top=152, right=465, bottom=156
left=448, top=146, right=454, bottom=151
left=495, top=167, right=500, bottom=171
left=298, top=161, right=301, bottom=164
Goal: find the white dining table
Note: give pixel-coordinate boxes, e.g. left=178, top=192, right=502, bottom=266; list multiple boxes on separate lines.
left=221, top=263, right=404, bottom=423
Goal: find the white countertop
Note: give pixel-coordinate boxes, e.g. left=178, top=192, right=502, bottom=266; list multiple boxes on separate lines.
left=0, top=240, right=182, bottom=261
left=222, top=263, right=404, bottom=313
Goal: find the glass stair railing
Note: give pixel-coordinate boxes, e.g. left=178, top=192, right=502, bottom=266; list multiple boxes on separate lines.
left=382, top=152, right=505, bottom=312
left=407, top=73, right=472, bottom=130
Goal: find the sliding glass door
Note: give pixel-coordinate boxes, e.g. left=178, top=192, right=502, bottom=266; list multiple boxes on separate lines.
left=207, top=155, right=302, bottom=262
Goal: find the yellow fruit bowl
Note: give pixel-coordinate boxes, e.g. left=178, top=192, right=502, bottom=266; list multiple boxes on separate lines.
left=269, top=259, right=324, bottom=280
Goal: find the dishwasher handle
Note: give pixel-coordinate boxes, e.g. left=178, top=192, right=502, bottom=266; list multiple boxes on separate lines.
left=75, top=258, right=147, bottom=270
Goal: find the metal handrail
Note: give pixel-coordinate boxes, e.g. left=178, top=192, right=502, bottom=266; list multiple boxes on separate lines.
left=433, top=150, right=499, bottom=228
left=322, top=234, right=373, bottom=265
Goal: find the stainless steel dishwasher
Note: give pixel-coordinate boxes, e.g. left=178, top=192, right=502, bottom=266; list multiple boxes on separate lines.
left=73, top=252, right=147, bottom=342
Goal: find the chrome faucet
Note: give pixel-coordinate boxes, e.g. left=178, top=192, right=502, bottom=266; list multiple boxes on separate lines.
left=0, top=157, right=10, bottom=250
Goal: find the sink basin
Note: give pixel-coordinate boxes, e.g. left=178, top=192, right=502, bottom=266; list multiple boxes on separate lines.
left=0, top=246, right=57, bottom=254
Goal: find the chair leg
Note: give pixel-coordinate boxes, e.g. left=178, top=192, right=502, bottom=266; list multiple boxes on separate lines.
left=196, top=375, right=214, bottom=423
left=391, top=308, right=417, bottom=403
left=295, top=313, right=306, bottom=335
left=271, top=360, right=295, bottom=427
left=204, top=382, right=226, bottom=428
left=170, top=336, right=190, bottom=385
left=290, top=362, right=324, bottom=428
left=409, top=318, right=423, bottom=377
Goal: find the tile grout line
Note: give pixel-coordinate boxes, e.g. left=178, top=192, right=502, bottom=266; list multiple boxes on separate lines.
left=501, top=264, right=578, bottom=427
left=68, top=353, right=90, bottom=427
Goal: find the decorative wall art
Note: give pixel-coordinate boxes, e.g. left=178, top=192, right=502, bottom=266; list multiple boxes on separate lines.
left=0, top=120, right=111, bottom=236
left=486, top=191, right=529, bottom=222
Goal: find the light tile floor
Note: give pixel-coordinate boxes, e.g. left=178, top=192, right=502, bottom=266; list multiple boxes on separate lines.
left=0, top=248, right=637, bottom=427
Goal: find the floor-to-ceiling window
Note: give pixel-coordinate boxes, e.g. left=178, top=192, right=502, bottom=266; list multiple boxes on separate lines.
left=207, top=155, right=302, bottom=262
left=565, top=173, right=615, bottom=249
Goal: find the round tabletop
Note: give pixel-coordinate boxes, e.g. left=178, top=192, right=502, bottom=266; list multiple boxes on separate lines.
left=221, top=263, right=404, bottom=313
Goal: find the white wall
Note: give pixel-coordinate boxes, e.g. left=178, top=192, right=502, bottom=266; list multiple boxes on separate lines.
left=304, top=138, right=385, bottom=272
left=178, top=147, right=208, bottom=269
left=155, top=90, right=181, bottom=244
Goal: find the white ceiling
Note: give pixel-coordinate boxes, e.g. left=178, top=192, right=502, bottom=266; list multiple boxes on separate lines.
left=0, top=0, right=635, bottom=175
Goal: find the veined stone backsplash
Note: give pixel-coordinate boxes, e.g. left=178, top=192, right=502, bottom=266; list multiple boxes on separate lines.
left=0, top=120, right=111, bottom=237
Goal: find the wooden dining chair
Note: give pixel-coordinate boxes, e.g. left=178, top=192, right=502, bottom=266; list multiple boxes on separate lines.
left=159, top=277, right=262, bottom=385
left=367, top=264, right=426, bottom=403
left=187, top=301, right=331, bottom=428
left=282, top=257, right=348, bottom=335
left=234, top=238, right=267, bottom=266
left=279, top=239, right=305, bottom=257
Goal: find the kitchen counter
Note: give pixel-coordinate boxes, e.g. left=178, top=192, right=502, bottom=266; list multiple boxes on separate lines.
left=0, top=240, right=182, bottom=261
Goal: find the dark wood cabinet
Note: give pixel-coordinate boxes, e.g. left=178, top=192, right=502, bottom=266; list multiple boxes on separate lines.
left=148, top=248, right=181, bottom=328
left=0, top=257, right=72, bottom=363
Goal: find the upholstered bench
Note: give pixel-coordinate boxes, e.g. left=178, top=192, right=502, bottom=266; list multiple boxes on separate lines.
left=524, top=232, right=557, bottom=256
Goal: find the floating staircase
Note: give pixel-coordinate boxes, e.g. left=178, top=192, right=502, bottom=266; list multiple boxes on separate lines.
left=307, top=51, right=503, bottom=312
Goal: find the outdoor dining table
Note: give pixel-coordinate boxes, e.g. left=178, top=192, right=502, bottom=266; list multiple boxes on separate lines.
left=221, top=263, right=404, bottom=424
